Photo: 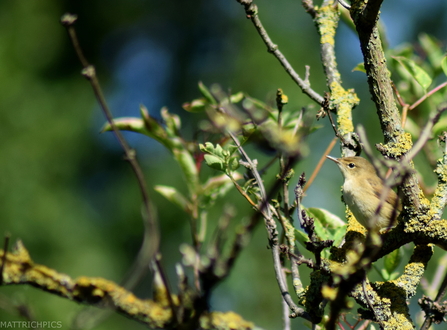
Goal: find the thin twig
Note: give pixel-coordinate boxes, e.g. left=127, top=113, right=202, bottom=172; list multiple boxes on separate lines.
left=393, top=81, right=447, bottom=128
left=356, top=125, right=388, bottom=177
left=421, top=255, right=447, bottom=329
left=302, top=0, right=316, bottom=17
left=406, top=104, right=447, bottom=162
left=236, top=0, right=324, bottom=105
left=230, top=176, right=261, bottom=209
left=391, top=82, right=410, bottom=127
left=288, top=250, right=315, bottom=269
left=312, top=2, right=359, bottom=156
left=226, top=124, right=309, bottom=319
left=362, top=279, right=381, bottom=326
left=228, top=130, right=268, bottom=203
left=409, top=81, right=447, bottom=111
left=229, top=131, right=303, bottom=311
left=61, top=13, right=159, bottom=290
left=276, top=95, right=307, bottom=304
left=151, top=255, right=179, bottom=324
left=282, top=271, right=292, bottom=330
left=303, top=136, right=338, bottom=193
left=276, top=88, right=292, bottom=236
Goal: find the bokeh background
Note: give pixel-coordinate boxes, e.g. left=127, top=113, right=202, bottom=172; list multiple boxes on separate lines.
left=0, top=0, right=447, bottom=329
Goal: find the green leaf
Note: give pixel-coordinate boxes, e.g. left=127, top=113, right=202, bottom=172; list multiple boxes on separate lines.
left=154, top=185, right=190, bottom=213
left=384, top=248, right=402, bottom=276
left=199, top=142, right=214, bottom=154
left=182, top=98, right=207, bottom=112
left=227, top=144, right=238, bottom=155
left=332, top=226, right=347, bottom=247
left=201, top=174, right=239, bottom=206
left=295, top=229, right=309, bottom=248
left=101, top=117, right=148, bottom=135
left=433, top=116, right=447, bottom=137
left=214, top=144, right=225, bottom=158
left=141, top=106, right=199, bottom=194
left=419, top=33, right=444, bottom=71
left=442, top=56, right=447, bottom=77
left=312, top=214, right=327, bottom=240
left=352, top=62, right=366, bottom=73
left=204, top=154, right=225, bottom=171
left=200, top=142, right=240, bottom=173
left=393, top=56, right=432, bottom=91
left=202, top=174, right=237, bottom=195
left=389, top=44, right=413, bottom=60
left=161, top=107, right=181, bottom=134
left=139, top=105, right=169, bottom=141
left=175, top=149, right=200, bottom=194
left=228, top=157, right=240, bottom=171
left=307, top=208, right=345, bottom=229
left=205, top=142, right=215, bottom=152
left=230, top=92, right=245, bottom=103
left=380, top=268, right=390, bottom=281
left=198, top=81, right=217, bottom=105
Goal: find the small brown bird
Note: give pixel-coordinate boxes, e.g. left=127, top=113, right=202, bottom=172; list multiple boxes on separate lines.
left=326, top=156, right=400, bottom=231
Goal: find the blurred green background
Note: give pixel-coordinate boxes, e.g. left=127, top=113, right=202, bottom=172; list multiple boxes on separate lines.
left=0, top=0, right=446, bottom=329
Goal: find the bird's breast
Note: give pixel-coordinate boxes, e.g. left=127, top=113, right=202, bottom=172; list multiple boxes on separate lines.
left=342, top=178, right=377, bottom=228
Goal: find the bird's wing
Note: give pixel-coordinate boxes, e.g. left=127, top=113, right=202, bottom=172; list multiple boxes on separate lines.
left=367, top=177, right=401, bottom=210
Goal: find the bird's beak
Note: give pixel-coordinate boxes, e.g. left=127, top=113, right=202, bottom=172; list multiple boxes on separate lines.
left=326, top=155, right=340, bottom=164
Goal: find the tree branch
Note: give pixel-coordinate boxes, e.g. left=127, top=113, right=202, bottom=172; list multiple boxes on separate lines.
left=236, top=0, right=324, bottom=105
left=350, top=1, right=425, bottom=214
left=1, top=240, right=258, bottom=330
left=60, top=13, right=159, bottom=291
left=311, top=1, right=360, bottom=155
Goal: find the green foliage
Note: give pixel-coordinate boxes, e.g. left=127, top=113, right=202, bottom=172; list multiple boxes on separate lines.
left=183, top=82, right=244, bottom=113
left=393, top=56, right=432, bottom=92
left=352, top=62, right=366, bottom=73
left=103, top=106, right=200, bottom=195
left=388, top=34, right=447, bottom=105
left=380, top=247, right=403, bottom=281
left=296, top=208, right=347, bottom=258
left=200, top=142, right=239, bottom=173
left=154, top=185, right=190, bottom=213
left=418, top=34, right=445, bottom=75
left=442, top=56, right=447, bottom=78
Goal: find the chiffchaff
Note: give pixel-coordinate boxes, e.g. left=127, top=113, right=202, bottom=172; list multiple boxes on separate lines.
left=326, top=156, right=400, bottom=231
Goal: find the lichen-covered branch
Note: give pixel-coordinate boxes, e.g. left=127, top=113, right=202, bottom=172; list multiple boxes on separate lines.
left=232, top=1, right=447, bottom=328
left=313, top=1, right=360, bottom=156
left=0, top=240, right=257, bottom=330
left=350, top=1, right=400, bottom=143
left=431, top=151, right=447, bottom=220
left=351, top=244, right=432, bottom=329
left=349, top=1, right=426, bottom=214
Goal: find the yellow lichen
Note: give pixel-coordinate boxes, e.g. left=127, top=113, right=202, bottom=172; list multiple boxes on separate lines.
left=378, top=132, right=413, bottom=157
left=200, top=311, right=254, bottom=330
left=330, top=81, right=360, bottom=136
left=321, top=285, right=337, bottom=300
left=345, top=208, right=367, bottom=234
left=316, top=5, right=339, bottom=46
left=434, top=157, right=447, bottom=182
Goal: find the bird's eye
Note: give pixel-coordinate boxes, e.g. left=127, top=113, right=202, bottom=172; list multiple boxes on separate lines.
left=348, top=163, right=355, bottom=168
